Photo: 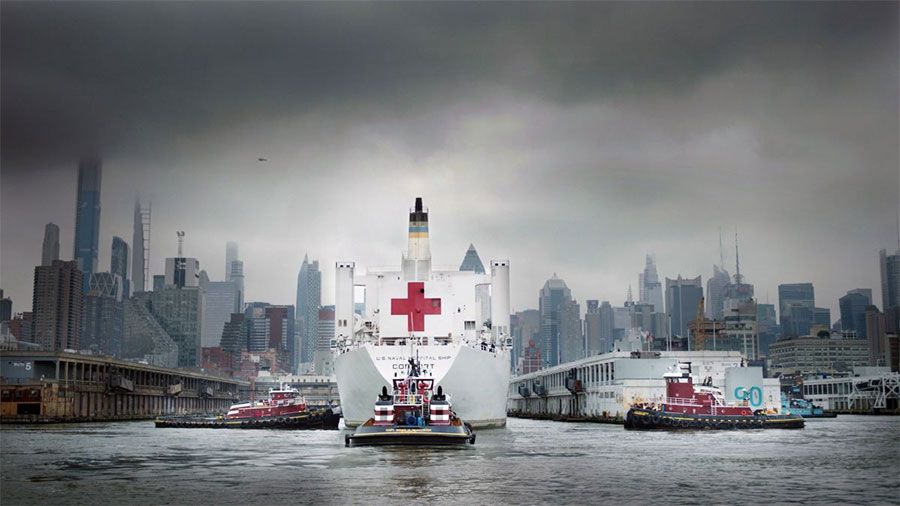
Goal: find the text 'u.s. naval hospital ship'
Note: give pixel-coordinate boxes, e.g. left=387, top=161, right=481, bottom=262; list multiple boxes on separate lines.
left=332, top=197, right=511, bottom=429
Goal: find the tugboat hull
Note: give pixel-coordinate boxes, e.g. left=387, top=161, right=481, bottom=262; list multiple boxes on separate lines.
left=624, top=407, right=805, bottom=430
left=346, top=419, right=475, bottom=446
left=154, top=408, right=340, bottom=430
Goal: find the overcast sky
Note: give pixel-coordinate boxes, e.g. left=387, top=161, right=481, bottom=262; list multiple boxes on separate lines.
left=2, top=2, right=898, bottom=320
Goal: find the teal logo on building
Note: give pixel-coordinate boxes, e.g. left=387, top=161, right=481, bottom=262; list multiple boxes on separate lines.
left=734, top=386, right=763, bottom=407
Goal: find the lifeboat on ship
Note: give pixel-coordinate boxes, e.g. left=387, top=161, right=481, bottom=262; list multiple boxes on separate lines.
left=346, top=359, right=475, bottom=446
left=625, top=363, right=804, bottom=430
left=225, top=384, right=308, bottom=421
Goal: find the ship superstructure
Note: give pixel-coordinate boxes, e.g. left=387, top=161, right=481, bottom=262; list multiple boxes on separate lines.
left=333, top=198, right=511, bottom=428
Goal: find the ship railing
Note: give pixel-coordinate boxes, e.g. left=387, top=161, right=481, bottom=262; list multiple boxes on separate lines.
left=665, top=396, right=723, bottom=415
left=665, top=397, right=703, bottom=407
left=393, top=394, right=425, bottom=406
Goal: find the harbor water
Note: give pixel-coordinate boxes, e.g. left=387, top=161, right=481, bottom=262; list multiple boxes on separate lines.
left=2, top=416, right=898, bottom=505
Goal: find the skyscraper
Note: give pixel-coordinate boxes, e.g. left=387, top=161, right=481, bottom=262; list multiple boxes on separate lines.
left=840, top=289, right=872, bottom=338
left=813, top=307, right=832, bottom=329
left=73, top=156, right=102, bottom=290
left=165, top=257, right=200, bottom=288
left=41, top=222, right=60, bottom=266
left=880, top=249, right=900, bottom=332
left=230, top=260, right=245, bottom=312
left=122, top=294, right=178, bottom=368
left=631, top=302, right=655, bottom=335
left=0, top=290, right=12, bottom=322
left=295, top=254, right=321, bottom=371
left=722, top=299, right=759, bottom=360
left=539, top=275, right=580, bottom=367
left=226, top=241, right=239, bottom=280
left=584, top=300, right=603, bottom=356
left=598, top=301, right=615, bottom=354
left=511, top=309, right=540, bottom=370
left=722, top=229, right=754, bottom=308
left=82, top=271, right=124, bottom=356
left=131, top=198, right=149, bottom=294
left=706, top=265, right=730, bottom=319
left=111, top=236, right=129, bottom=297
left=665, top=276, right=703, bottom=342
left=245, top=303, right=271, bottom=353
left=200, top=274, right=238, bottom=348
left=219, top=313, right=248, bottom=362
left=459, top=244, right=490, bottom=323
left=459, top=243, right=486, bottom=273
left=757, top=303, right=778, bottom=356
left=779, top=283, right=815, bottom=337
left=265, top=305, right=294, bottom=353
left=639, top=254, right=664, bottom=312
left=148, top=248, right=205, bottom=367
left=315, top=306, right=336, bottom=374
left=32, top=260, right=83, bottom=350
left=559, top=298, right=583, bottom=363
left=865, top=306, right=888, bottom=366
left=149, top=283, right=204, bottom=367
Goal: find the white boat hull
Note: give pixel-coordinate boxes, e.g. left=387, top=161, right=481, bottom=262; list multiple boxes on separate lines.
left=334, top=343, right=510, bottom=429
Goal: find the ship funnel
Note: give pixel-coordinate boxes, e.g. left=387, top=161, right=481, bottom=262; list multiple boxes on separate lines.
left=403, top=197, right=432, bottom=280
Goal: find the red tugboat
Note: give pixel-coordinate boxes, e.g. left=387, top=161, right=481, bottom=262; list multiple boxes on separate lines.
left=346, top=358, right=475, bottom=446
left=226, top=385, right=307, bottom=420
left=155, top=384, right=340, bottom=429
left=625, top=363, right=804, bottom=430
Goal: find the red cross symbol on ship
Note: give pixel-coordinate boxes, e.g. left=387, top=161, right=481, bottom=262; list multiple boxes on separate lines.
left=391, top=282, right=441, bottom=332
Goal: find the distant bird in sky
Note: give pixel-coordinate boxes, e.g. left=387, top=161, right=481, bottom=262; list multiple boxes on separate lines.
left=258, top=157, right=268, bottom=162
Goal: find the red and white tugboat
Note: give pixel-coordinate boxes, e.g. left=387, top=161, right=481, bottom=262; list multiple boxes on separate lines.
left=625, top=363, right=804, bottom=430
left=226, top=384, right=308, bottom=420
left=346, top=358, right=475, bottom=446
left=155, top=384, right=340, bottom=429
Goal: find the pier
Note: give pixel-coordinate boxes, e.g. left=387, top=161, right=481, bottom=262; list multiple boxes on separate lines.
left=0, top=350, right=249, bottom=422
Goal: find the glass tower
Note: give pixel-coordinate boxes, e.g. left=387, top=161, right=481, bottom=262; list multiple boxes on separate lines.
left=74, top=157, right=102, bottom=291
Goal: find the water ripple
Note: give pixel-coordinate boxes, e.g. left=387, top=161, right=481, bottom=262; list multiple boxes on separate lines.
left=1, top=417, right=898, bottom=504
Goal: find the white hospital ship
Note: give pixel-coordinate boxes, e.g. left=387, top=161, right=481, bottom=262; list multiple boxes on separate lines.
left=332, top=198, right=511, bottom=428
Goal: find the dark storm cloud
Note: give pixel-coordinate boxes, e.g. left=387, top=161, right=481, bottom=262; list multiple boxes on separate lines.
left=3, top=2, right=894, bottom=168
left=1, top=1, right=897, bottom=315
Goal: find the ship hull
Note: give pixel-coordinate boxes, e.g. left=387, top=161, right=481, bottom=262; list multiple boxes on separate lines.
left=346, top=419, right=475, bottom=446
left=334, top=343, right=509, bottom=429
left=154, top=408, right=340, bottom=430
left=624, top=407, right=805, bottom=430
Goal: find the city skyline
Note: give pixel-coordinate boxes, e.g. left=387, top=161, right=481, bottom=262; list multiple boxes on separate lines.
left=0, top=162, right=896, bottom=323
left=1, top=2, right=898, bottom=321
